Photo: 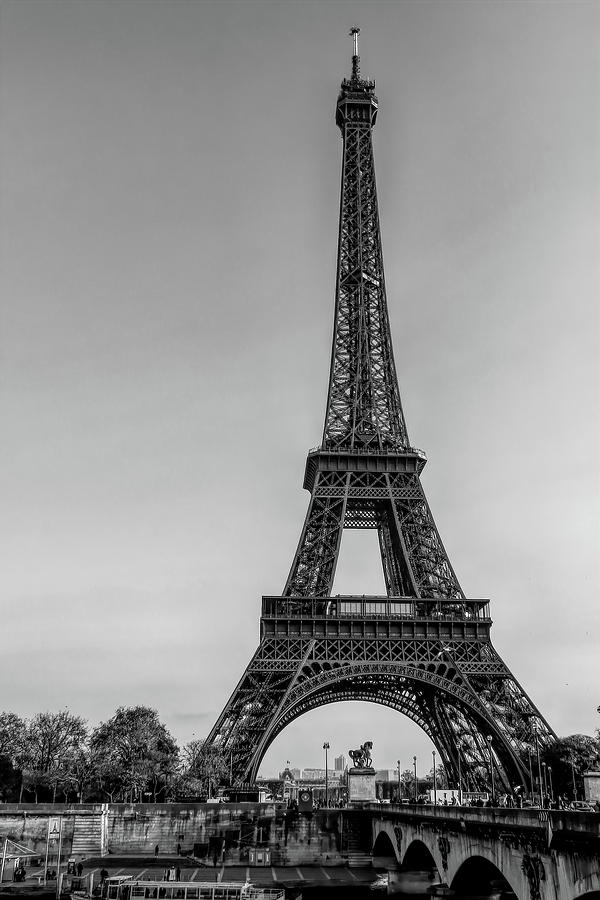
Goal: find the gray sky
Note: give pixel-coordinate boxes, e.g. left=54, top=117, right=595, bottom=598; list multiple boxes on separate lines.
left=1, top=0, right=598, bottom=779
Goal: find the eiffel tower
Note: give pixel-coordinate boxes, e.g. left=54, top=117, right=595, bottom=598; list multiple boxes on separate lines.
left=206, top=30, right=555, bottom=792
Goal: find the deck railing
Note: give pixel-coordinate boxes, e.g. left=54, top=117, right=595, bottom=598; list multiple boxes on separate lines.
left=261, top=596, right=490, bottom=621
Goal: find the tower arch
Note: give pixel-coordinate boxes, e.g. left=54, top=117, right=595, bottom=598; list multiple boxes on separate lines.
left=243, top=662, right=529, bottom=784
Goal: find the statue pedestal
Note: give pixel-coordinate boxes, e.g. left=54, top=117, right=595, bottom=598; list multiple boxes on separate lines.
left=348, top=767, right=377, bottom=802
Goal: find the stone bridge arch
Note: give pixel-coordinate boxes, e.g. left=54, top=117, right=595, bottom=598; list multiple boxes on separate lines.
left=373, top=819, right=523, bottom=897
left=373, top=822, right=444, bottom=894
left=373, top=811, right=600, bottom=900
left=372, top=830, right=399, bottom=870
left=402, top=838, right=441, bottom=873
left=451, top=855, right=517, bottom=898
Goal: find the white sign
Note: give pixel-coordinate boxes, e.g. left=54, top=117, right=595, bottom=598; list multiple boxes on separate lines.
left=48, top=818, right=62, bottom=841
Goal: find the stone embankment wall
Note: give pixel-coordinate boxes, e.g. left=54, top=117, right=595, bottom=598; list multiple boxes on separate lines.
left=0, top=804, right=347, bottom=866
left=0, top=805, right=77, bottom=855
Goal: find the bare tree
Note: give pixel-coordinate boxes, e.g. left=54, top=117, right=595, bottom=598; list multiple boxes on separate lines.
left=21, top=710, right=88, bottom=802
left=0, top=712, right=26, bottom=801
left=180, top=739, right=229, bottom=799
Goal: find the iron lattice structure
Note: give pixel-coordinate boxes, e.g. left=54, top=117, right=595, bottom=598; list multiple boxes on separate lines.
left=206, top=36, right=555, bottom=792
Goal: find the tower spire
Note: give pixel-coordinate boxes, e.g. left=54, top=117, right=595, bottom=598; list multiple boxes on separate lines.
left=329, top=30, right=406, bottom=451
left=350, top=25, right=360, bottom=82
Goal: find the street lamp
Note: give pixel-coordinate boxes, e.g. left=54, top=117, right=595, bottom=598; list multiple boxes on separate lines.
left=548, top=766, right=554, bottom=804
left=541, top=762, right=549, bottom=806
left=486, top=735, right=495, bottom=803
left=457, top=751, right=463, bottom=806
left=535, top=730, right=543, bottom=807
left=323, top=742, right=330, bottom=808
left=570, top=752, right=577, bottom=801
left=432, top=750, right=437, bottom=807
left=413, top=756, right=418, bottom=802
left=397, top=760, right=402, bottom=803
left=527, top=748, right=534, bottom=800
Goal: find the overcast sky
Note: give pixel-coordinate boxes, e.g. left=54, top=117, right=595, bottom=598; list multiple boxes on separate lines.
left=1, top=0, right=598, bottom=779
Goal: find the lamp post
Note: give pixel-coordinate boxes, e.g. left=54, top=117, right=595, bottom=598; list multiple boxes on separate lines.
left=432, top=750, right=437, bottom=807
left=397, top=760, right=402, bottom=803
left=323, top=742, right=330, bottom=808
left=486, top=735, right=495, bottom=803
left=570, top=752, right=577, bottom=801
left=457, top=752, right=463, bottom=806
left=541, top=762, right=548, bottom=806
left=527, top=748, right=534, bottom=800
left=535, top=731, right=543, bottom=807
left=548, top=766, right=554, bottom=804
left=413, top=756, right=418, bottom=802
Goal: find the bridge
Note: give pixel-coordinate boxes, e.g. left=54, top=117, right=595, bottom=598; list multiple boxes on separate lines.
left=364, top=803, right=600, bottom=899
left=1, top=801, right=599, bottom=899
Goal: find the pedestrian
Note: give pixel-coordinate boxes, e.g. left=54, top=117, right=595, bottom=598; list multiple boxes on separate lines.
left=175, top=867, right=181, bottom=881
left=100, top=869, right=108, bottom=884
left=77, top=862, right=83, bottom=877
left=155, top=844, right=159, bottom=858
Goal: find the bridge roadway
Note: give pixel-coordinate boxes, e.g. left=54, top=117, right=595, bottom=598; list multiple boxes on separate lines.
left=366, top=801, right=600, bottom=898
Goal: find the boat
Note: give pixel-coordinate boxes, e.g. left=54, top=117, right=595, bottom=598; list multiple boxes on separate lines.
left=99, top=877, right=285, bottom=900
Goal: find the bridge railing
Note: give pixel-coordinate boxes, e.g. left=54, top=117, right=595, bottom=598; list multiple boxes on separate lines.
left=361, top=802, right=600, bottom=837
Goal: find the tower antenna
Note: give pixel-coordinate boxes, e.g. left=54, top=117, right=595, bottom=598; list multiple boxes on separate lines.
left=350, top=26, right=360, bottom=81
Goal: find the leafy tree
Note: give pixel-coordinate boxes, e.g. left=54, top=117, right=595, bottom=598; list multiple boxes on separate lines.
left=541, top=734, right=600, bottom=800
left=20, top=710, right=88, bottom=802
left=90, top=706, right=179, bottom=802
left=180, top=739, right=229, bottom=799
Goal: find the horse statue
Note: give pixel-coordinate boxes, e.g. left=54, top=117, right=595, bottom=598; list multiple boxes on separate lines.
left=348, top=741, right=373, bottom=769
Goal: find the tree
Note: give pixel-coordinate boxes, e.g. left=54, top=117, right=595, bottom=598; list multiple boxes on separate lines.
left=0, top=712, right=26, bottom=758
left=20, top=710, right=88, bottom=802
left=0, top=713, right=26, bottom=801
left=61, top=745, right=99, bottom=803
left=542, top=734, right=600, bottom=800
left=399, top=768, right=416, bottom=798
left=180, top=739, right=229, bottom=799
left=427, top=763, right=448, bottom=790
left=90, top=706, right=179, bottom=802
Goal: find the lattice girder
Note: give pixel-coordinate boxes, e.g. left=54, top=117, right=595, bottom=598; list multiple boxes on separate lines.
left=324, top=77, right=408, bottom=451
left=207, top=623, right=554, bottom=789
left=284, top=465, right=463, bottom=600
